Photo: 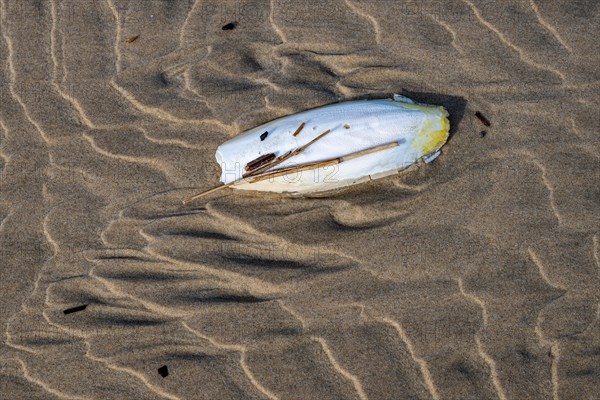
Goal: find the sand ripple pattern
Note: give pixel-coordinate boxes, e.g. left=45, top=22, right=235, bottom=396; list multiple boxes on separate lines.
left=1, top=0, right=598, bottom=399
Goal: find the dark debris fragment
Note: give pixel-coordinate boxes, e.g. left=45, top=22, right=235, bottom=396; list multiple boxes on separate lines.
left=63, top=305, right=87, bottom=314
left=158, top=365, right=169, bottom=378
left=475, top=111, right=491, bottom=127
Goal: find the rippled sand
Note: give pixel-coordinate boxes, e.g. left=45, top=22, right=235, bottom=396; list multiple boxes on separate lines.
left=1, top=1, right=599, bottom=399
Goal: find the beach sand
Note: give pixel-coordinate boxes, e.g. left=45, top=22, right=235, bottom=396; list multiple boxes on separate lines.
left=1, top=0, right=598, bottom=399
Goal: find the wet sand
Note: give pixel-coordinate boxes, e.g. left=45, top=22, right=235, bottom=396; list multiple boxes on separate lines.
left=1, top=0, right=599, bottom=399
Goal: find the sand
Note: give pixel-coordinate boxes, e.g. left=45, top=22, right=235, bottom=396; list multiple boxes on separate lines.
left=0, top=0, right=598, bottom=399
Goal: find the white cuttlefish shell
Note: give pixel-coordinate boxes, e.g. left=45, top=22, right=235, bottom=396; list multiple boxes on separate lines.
left=216, top=94, right=450, bottom=194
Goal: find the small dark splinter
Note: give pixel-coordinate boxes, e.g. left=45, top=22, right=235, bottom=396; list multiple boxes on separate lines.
left=292, top=122, right=305, bottom=137
left=126, top=35, right=140, bottom=43
left=63, top=304, right=87, bottom=314
left=158, top=365, right=169, bottom=377
left=222, top=22, right=237, bottom=30
left=260, top=131, right=269, bottom=141
left=480, top=131, right=487, bottom=138
left=475, top=111, right=491, bottom=127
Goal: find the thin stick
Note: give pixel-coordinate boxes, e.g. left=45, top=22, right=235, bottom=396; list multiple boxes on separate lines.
left=245, top=122, right=309, bottom=176
left=182, top=182, right=235, bottom=205
left=182, top=138, right=397, bottom=205
left=243, top=128, right=331, bottom=177
left=292, top=122, right=305, bottom=136
left=340, top=141, right=399, bottom=161
left=247, top=159, right=341, bottom=183
left=247, top=141, right=400, bottom=184
left=243, top=150, right=293, bottom=178
left=293, top=129, right=331, bottom=155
